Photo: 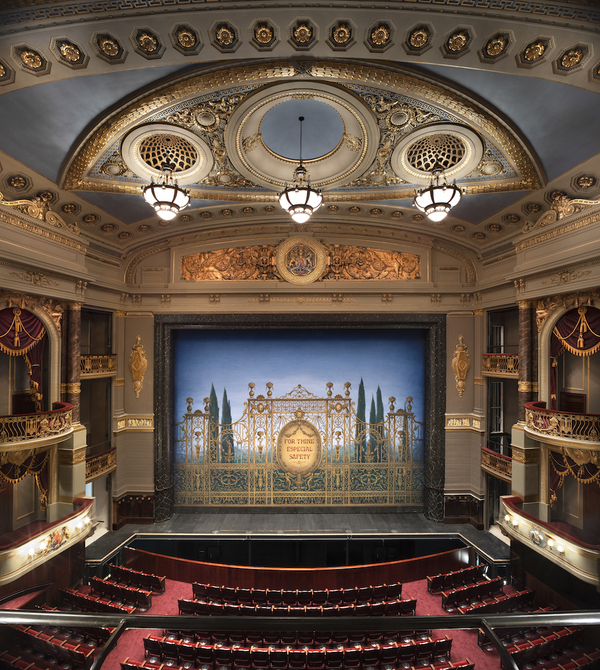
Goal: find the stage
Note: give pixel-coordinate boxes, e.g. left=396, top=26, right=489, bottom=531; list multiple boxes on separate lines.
left=85, top=512, right=510, bottom=569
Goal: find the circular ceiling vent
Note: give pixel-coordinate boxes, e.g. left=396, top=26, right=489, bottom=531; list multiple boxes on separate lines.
left=391, top=124, right=484, bottom=185
left=121, top=123, right=213, bottom=185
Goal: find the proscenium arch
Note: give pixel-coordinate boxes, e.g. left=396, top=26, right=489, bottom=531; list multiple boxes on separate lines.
left=153, top=312, right=446, bottom=523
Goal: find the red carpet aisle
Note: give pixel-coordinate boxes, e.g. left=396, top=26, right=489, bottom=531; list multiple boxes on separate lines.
left=100, top=578, right=502, bottom=670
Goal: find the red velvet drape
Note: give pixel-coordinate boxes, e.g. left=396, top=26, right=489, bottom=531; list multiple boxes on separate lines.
left=549, top=450, right=600, bottom=509
left=0, top=307, right=46, bottom=411
left=0, top=451, right=49, bottom=509
left=549, top=306, right=600, bottom=409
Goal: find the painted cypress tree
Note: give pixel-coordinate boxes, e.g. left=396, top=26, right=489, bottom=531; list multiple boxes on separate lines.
left=369, top=395, right=377, bottom=462
left=209, top=384, right=220, bottom=460
left=221, top=389, right=233, bottom=462
left=376, top=386, right=385, bottom=461
left=356, top=378, right=366, bottom=462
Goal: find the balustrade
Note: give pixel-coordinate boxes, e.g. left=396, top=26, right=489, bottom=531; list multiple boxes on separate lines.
left=482, top=354, right=519, bottom=377
left=525, top=401, right=600, bottom=443
left=481, top=447, right=512, bottom=481
left=86, top=447, right=117, bottom=481
left=0, top=402, right=73, bottom=445
left=80, top=354, right=117, bottom=377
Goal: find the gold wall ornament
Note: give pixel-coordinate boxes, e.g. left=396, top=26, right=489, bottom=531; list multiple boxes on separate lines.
left=485, top=35, right=508, bottom=57
left=20, top=50, right=42, bottom=69
left=138, top=32, right=158, bottom=52
left=242, top=132, right=262, bottom=153
left=128, top=336, right=148, bottom=399
left=451, top=335, right=471, bottom=398
left=59, top=43, right=81, bottom=62
left=333, top=25, right=351, bottom=44
left=255, top=25, right=274, bottom=44
left=99, top=38, right=119, bottom=56
left=177, top=28, right=197, bottom=48
left=276, top=236, right=328, bottom=286
left=8, top=176, right=26, bottom=189
left=577, top=176, right=595, bottom=189
left=524, top=41, right=546, bottom=61
left=216, top=26, right=235, bottom=46
left=409, top=28, right=429, bottom=48
left=294, top=24, right=312, bottom=43
left=561, top=48, right=583, bottom=69
left=447, top=31, right=469, bottom=52
left=371, top=25, right=390, bottom=46
left=0, top=64, right=5, bottom=77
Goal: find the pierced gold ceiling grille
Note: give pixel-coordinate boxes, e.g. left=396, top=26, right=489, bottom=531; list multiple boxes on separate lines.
left=138, top=133, right=198, bottom=172
left=406, top=133, right=466, bottom=173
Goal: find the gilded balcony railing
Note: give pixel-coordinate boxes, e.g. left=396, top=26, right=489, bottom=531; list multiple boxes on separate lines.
left=86, top=447, right=117, bottom=481
left=525, top=401, right=600, bottom=443
left=482, top=353, right=519, bottom=377
left=80, top=354, right=117, bottom=377
left=481, top=446, right=512, bottom=482
left=0, top=402, right=73, bottom=446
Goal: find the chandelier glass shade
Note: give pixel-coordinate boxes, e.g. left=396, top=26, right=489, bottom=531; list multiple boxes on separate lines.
left=413, top=164, right=462, bottom=222
left=142, top=162, right=190, bottom=220
left=279, top=117, right=323, bottom=223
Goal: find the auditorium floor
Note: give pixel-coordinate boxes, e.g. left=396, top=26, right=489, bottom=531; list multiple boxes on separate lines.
left=85, top=513, right=510, bottom=565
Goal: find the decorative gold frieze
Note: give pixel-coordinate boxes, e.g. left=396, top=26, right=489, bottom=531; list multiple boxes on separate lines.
left=511, top=447, right=539, bottom=465
left=542, top=268, right=592, bottom=286
left=526, top=404, right=600, bottom=443
left=115, top=415, right=154, bottom=431
left=58, top=447, right=86, bottom=466
left=115, top=378, right=124, bottom=387
left=483, top=354, right=519, bottom=377
left=128, top=336, right=147, bottom=399
left=80, top=354, right=117, bottom=377
left=451, top=336, right=470, bottom=398
left=474, top=377, right=483, bottom=386
left=481, top=447, right=512, bottom=481
left=180, top=243, right=421, bottom=284
left=86, top=447, right=116, bottom=481
left=535, top=291, right=599, bottom=332
left=518, top=382, right=533, bottom=393
left=445, top=415, right=482, bottom=431
left=9, top=270, right=58, bottom=288
left=0, top=291, right=64, bottom=336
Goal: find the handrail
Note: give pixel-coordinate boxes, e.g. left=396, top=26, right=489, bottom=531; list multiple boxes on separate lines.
left=2, top=609, right=600, bottom=670
left=86, top=447, right=116, bottom=481
left=482, top=446, right=511, bottom=461
left=0, top=402, right=73, bottom=445
left=525, top=401, right=600, bottom=443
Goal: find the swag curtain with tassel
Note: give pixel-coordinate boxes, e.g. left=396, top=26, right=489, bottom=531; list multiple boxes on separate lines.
left=0, top=307, right=46, bottom=411
left=0, top=450, right=49, bottom=509
left=549, top=450, right=600, bottom=509
left=550, top=306, right=600, bottom=410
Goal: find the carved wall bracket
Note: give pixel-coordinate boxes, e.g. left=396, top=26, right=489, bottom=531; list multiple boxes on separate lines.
left=451, top=335, right=471, bottom=398
left=128, top=335, right=148, bottom=399
left=0, top=192, right=80, bottom=235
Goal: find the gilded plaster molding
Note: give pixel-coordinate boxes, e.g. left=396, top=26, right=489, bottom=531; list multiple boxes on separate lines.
left=0, top=208, right=86, bottom=253
left=128, top=335, right=148, bottom=399
left=451, top=335, right=470, bottom=398
left=0, top=291, right=65, bottom=336
left=516, top=208, right=600, bottom=252
left=535, top=291, right=599, bottom=333
left=432, top=242, right=477, bottom=283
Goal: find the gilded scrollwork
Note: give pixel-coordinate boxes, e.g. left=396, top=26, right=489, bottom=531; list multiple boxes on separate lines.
left=128, top=336, right=148, bottom=399
left=0, top=290, right=64, bottom=336
left=451, top=335, right=470, bottom=398
left=0, top=192, right=80, bottom=234
left=180, top=243, right=421, bottom=283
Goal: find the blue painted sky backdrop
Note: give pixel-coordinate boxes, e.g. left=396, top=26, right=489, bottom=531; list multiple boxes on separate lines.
left=173, top=328, right=425, bottom=426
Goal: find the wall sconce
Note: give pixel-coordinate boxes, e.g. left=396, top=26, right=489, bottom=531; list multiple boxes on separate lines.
left=511, top=517, right=519, bottom=528
left=556, top=544, right=565, bottom=555
left=504, top=514, right=510, bottom=523
left=547, top=539, right=554, bottom=549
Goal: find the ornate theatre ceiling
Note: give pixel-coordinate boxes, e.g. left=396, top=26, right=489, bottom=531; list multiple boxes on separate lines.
left=0, top=0, right=599, bottom=264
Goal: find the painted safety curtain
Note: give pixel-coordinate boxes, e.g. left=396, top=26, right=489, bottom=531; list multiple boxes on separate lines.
left=549, top=306, right=600, bottom=409
left=0, top=450, right=49, bottom=509
left=0, top=307, right=46, bottom=411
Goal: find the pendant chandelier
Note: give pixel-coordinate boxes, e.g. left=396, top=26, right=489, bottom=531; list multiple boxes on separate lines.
left=413, top=163, right=462, bottom=222
left=278, top=116, right=323, bottom=224
left=142, top=161, right=190, bottom=221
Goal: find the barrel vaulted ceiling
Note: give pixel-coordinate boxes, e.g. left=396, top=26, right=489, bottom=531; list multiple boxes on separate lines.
left=0, top=0, right=599, bottom=272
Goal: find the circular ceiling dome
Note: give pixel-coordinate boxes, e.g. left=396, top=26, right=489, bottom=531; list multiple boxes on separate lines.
left=260, top=99, right=344, bottom=160
left=121, top=123, right=214, bottom=185
left=391, top=124, right=484, bottom=185
left=224, top=81, right=380, bottom=191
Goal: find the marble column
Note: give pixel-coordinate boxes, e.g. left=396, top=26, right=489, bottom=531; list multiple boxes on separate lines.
left=518, top=299, right=533, bottom=422
left=67, top=302, right=82, bottom=424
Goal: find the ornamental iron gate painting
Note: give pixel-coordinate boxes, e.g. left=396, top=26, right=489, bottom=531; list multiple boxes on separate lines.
left=173, top=328, right=425, bottom=507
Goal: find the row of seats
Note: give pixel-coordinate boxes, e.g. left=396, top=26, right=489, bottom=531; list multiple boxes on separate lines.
left=441, top=576, right=504, bottom=610
left=60, top=587, right=137, bottom=614
left=192, top=585, right=402, bottom=607
left=140, top=636, right=457, bottom=670
left=33, top=604, right=115, bottom=645
left=159, top=629, right=432, bottom=648
left=476, top=606, right=557, bottom=649
left=111, top=564, right=166, bottom=593
left=9, top=625, right=95, bottom=669
left=504, top=627, right=582, bottom=668
left=457, top=588, right=534, bottom=615
left=179, top=598, right=417, bottom=618
left=426, top=566, right=486, bottom=594
left=90, top=575, right=153, bottom=609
